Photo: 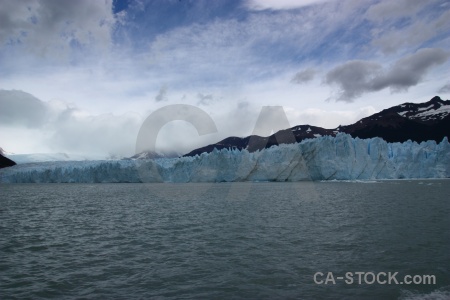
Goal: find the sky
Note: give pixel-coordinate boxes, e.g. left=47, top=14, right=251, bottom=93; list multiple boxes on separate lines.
left=0, top=0, right=449, bottom=158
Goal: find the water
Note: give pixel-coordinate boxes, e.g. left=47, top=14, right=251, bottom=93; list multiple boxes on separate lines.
left=1, top=181, right=449, bottom=299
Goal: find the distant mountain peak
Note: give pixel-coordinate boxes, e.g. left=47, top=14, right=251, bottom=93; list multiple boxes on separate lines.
left=430, top=95, right=442, bottom=102
left=184, top=96, right=450, bottom=157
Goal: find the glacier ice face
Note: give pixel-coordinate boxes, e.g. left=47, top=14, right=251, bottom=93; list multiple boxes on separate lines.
left=0, top=134, right=449, bottom=183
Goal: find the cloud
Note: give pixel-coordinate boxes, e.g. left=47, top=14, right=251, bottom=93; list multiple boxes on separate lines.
left=126, top=0, right=368, bottom=90
left=0, top=90, right=48, bottom=127
left=365, top=0, right=426, bottom=22
left=325, top=48, right=450, bottom=101
left=291, top=68, right=316, bottom=84
left=364, top=1, right=450, bottom=54
left=2, top=1, right=450, bottom=157
left=325, top=61, right=382, bottom=101
left=155, top=85, right=168, bottom=102
left=197, top=93, right=214, bottom=105
left=0, top=90, right=142, bottom=157
left=370, top=9, right=450, bottom=54
left=48, top=110, right=141, bottom=157
left=0, top=89, right=257, bottom=157
left=371, top=48, right=450, bottom=92
left=1, top=0, right=369, bottom=97
left=245, top=0, right=331, bottom=10
left=0, top=0, right=115, bottom=63
left=285, top=106, right=378, bottom=129
left=438, top=83, right=450, bottom=93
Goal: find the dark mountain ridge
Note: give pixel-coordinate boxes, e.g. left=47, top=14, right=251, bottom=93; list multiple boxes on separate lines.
left=184, top=96, right=450, bottom=157
left=0, top=153, right=16, bottom=169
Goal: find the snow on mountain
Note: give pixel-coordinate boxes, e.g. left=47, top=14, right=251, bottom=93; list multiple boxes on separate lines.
left=1, top=134, right=448, bottom=183
left=130, top=150, right=180, bottom=160
left=393, top=96, right=450, bottom=122
left=412, top=103, right=450, bottom=119
left=185, top=96, right=450, bottom=157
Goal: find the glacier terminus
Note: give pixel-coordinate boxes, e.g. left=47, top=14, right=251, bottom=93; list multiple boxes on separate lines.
left=1, top=134, right=449, bottom=183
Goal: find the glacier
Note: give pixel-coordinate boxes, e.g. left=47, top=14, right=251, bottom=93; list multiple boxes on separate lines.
left=0, top=134, right=449, bottom=183
left=5, top=153, right=106, bottom=164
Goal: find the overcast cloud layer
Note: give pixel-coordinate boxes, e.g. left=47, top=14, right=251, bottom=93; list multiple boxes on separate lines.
left=0, top=0, right=449, bottom=157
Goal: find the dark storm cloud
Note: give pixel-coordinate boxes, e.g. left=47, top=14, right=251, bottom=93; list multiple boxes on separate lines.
left=325, top=61, right=382, bottom=101
left=325, top=48, right=450, bottom=102
left=371, top=48, right=450, bottom=92
left=291, top=68, right=316, bottom=84
left=0, top=90, right=48, bottom=127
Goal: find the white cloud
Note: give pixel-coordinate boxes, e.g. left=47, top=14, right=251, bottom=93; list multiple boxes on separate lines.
left=370, top=9, right=450, bottom=54
left=48, top=110, right=142, bottom=157
left=1, top=1, right=449, bottom=157
left=245, top=0, right=332, bottom=11
left=0, top=90, right=48, bottom=127
left=365, top=0, right=427, bottom=22
left=0, top=90, right=142, bottom=157
left=285, top=106, right=378, bottom=129
left=0, top=89, right=262, bottom=157
left=134, top=3, right=365, bottom=90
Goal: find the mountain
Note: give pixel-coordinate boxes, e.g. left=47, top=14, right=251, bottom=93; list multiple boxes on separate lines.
left=0, top=153, right=16, bottom=169
left=1, top=133, right=448, bottom=183
left=340, top=96, right=450, bottom=142
left=130, top=150, right=180, bottom=160
left=184, top=96, right=450, bottom=157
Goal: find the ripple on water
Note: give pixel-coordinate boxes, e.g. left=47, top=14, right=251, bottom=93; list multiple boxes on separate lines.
left=0, top=181, right=449, bottom=299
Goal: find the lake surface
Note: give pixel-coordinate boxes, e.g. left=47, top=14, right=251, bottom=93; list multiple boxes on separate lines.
left=1, top=181, right=449, bottom=299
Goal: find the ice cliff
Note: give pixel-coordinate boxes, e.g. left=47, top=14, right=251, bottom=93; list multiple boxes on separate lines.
left=1, top=134, right=449, bottom=183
